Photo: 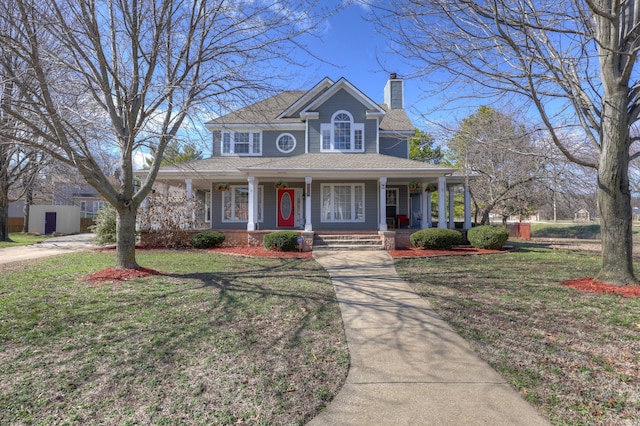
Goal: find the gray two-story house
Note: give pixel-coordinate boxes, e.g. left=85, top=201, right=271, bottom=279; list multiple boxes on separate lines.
left=142, top=75, right=473, bottom=249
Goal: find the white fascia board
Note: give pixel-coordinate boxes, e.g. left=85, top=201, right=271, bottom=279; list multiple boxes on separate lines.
left=277, top=77, right=334, bottom=119
left=302, top=77, right=386, bottom=115
left=238, top=167, right=458, bottom=180
left=379, top=130, right=415, bottom=135
left=206, top=123, right=305, bottom=131
left=300, top=111, right=319, bottom=120
left=366, top=111, right=385, bottom=119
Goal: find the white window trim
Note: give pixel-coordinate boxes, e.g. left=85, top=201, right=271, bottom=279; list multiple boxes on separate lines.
left=320, top=110, right=365, bottom=153
left=320, top=183, right=365, bottom=223
left=221, top=130, right=262, bottom=156
left=276, top=133, right=297, bottom=153
left=221, top=185, right=264, bottom=223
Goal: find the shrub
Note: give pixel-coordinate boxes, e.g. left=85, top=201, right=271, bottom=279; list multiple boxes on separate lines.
left=191, top=231, right=225, bottom=249
left=137, top=188, right=204, bottom=248
left=410, top=228, right=462, bottom=250
left=467, top=225, right=509, bottom=249
left=263, top=231, right=300, bottom=252
left=90, top=204, right=117, bottom=245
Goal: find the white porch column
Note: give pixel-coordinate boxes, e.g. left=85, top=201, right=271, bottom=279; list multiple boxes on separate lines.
left=305, top=176, right=313, bottom=231
left=247, top=176, right=256, bottom=231
left=464, top=180, right=472, bottom=230
left=379, top=177, right=388, bottom=231
left=448, top=186, right=455, bottom=229
left=426, top=191, right=433, bottom=228
left=420, top=182, right=427, bottom=229
left=185, top=179, right=194, bottom=228
left=438, top=176, right=447, bottom=228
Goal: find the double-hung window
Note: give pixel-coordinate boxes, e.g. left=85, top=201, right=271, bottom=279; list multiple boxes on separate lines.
left=222, top=131, right=262, bottom=156
left=222, top=185, right=263, bottom=222
left=320, top=111, right=365, bottom=152
left=321, top=183, right=365, bottom=222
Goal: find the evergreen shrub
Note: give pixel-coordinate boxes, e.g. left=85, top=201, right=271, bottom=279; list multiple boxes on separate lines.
left=467, top=225, right=509, bottom=249
left=263, top=231, right=300, bottom=252
left=191, top=231, right=225, bottom=248
left=410, top=228, right=462, bottom=250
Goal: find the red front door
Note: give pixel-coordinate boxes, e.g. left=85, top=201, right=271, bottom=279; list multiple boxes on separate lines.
left=277, top=189, right=295, bottom=227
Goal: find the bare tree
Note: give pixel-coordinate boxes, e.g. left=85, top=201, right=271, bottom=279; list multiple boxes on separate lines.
left=370, top=0, right=640, bottom=285
left=448, top=106, right=548, bottom=224
left=0, top=54, right=47, bottom=241
left=0, top=0, right=327, bottom=269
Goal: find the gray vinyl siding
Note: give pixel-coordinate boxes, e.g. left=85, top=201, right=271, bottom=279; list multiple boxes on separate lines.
left=206, top=179, right=416, bottom=231
left=262, top=130, right=305, bottom=156
left=211, top=131, right=221, bottom=157
left=211, top=130, right=305, bottom=157
left=379, top=135, right=409, bottom=159
left=208, top=182, right=301, bottom=230
left=309, top=89, right=379, bottom=154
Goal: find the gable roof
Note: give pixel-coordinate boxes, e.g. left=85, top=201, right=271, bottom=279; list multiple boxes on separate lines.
left=205, top=77, right=413, bottom=132
left=277, top=77, right=334, bottom=119
left=299, top=77, right=386, bottom=116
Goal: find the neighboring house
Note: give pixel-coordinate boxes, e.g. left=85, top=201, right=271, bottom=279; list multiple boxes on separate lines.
left=574, top=208, right=591, bottom=222
left=138, top=75, right=473, bottom=248
left=54, top=183, right=107, bottom=218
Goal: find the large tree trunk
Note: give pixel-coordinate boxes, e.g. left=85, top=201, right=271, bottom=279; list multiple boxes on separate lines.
left=0, top=205, right=8, bottom=241
left=0, top=179, right=10, bottom=242
left=22, top=186, right=31, bottom=233
left=115, top=204, right=139, bottom=269
left=596, top=86, right=636, bottom=285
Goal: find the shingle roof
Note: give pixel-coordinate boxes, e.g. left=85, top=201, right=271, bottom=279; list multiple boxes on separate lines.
left=379, top=105, right=414, bottom=132
left=238, top=154, right=439, bottom=171
left=152, top=153, right=451, bottom=177
left=205, top=81, right=414, bottom=132
left=207, top=91, right=306, bottom=125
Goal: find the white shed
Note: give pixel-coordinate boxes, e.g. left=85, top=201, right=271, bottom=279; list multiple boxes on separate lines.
left=29, top=205, right=81, bottom=235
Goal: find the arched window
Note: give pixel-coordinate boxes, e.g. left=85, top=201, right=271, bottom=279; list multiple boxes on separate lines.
left=320, top=110, right=365, bottom=152
left=333, top=113, right=351, bottom=150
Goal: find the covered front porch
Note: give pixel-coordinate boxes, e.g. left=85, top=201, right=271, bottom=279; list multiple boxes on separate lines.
left=138, top=153, right=474, bottom=247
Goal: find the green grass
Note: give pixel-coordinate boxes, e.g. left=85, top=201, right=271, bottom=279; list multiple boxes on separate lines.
left=0, top=232, right=51, bottom=248
left=529, top=222, right=640, bottom=239
left=530, top=223, right=602, bottom=239
left=0, top=250, right=348, bottom=425
left=394, top=243, right=640, bottom=425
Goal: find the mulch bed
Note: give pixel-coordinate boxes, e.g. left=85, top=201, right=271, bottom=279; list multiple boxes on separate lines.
left=209, top=246, right=314, bottom=258
left=561, top=277, right=640, bottom=298
left=388, top=246, right=508, bottom=258
left=82, top=245, right=640, bottom=297
left=81, top=267, right=163, bottom=284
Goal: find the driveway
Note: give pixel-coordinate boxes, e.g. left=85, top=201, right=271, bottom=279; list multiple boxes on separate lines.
left=0, top=233, right=98, bottom=265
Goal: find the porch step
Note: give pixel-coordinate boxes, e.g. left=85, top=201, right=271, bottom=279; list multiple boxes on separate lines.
left=313, top=233, right=384, bottom=251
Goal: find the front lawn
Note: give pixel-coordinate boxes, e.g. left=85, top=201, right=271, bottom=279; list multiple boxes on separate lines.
left=0, top=251, right=348, bottom=425
left=394, top=243, right=640, bottom=425
left=0, top=233, right=50, bottom=248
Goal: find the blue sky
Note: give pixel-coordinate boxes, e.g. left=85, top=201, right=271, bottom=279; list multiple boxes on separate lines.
left=292, top=2, right=433, bottom=129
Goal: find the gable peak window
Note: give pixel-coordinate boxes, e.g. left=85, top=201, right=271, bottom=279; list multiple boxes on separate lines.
left=321, top=110, right=364, bottom=152
left=222, top=130, right=262, bottom=156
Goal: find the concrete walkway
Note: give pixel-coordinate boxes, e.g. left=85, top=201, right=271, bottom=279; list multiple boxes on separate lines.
left=0, top=233, right=97, bottom=265
left=309, top=250, right=549, bottom=426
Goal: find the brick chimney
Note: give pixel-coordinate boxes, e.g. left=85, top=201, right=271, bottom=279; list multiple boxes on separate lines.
left=384, top=73, right=404, bottom=109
